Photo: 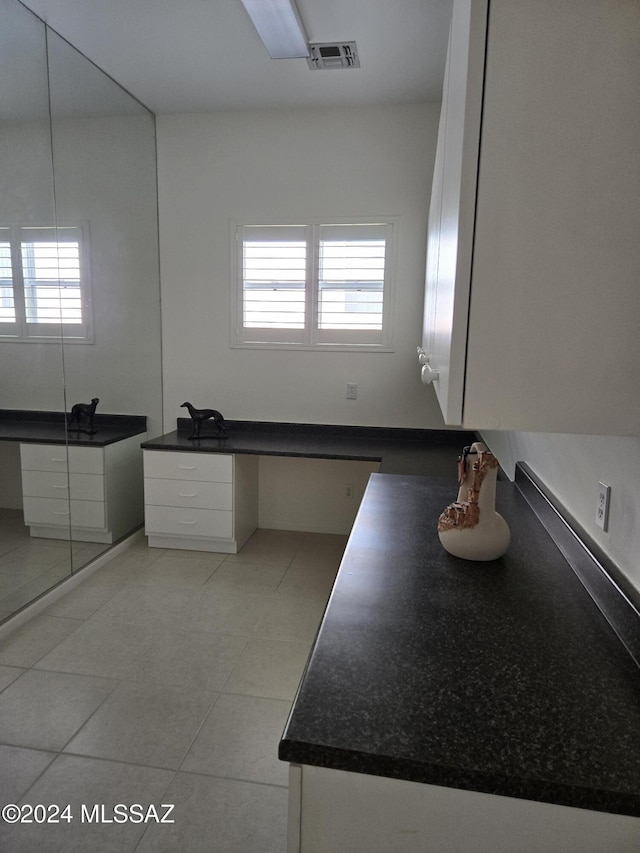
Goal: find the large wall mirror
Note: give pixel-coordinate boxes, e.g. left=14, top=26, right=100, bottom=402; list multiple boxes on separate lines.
left=0, top=0, right=162, bottom=623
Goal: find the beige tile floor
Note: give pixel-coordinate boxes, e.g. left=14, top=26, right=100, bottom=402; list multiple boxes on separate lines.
left=0, top=527, right=346, bottom=853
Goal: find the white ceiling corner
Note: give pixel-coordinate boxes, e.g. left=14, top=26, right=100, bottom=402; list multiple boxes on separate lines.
left=18, top=0, right=452, bottom=115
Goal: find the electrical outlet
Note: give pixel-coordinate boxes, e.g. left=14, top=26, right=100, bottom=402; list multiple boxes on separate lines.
left=345, top=484, right=354, bottom=499
left=346, top=383, right=358, bottom=400
left=595, top=482, right=611, bottom=531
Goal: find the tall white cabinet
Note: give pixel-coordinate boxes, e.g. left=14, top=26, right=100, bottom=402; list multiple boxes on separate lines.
left=421, top=0, right=640, bottom=434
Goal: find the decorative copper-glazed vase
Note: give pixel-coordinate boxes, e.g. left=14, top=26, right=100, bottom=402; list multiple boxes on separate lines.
left=437, top=441, right=510, bottom=561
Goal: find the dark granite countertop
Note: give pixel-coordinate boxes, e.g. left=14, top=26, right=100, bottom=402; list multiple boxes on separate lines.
left=0, top=410, right=147, bottom=447
left=141, top=420, right=476, bottom=477
left=279, top=473, right=640, bottom=818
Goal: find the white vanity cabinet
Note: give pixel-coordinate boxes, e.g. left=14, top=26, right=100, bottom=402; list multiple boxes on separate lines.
left=143, top=450, right=258, bottom=553
left=20, top=435, right=144, bottom=543
left=421, top=0, right=640, bottom=433
left=288, top=765, right=640, bottom=853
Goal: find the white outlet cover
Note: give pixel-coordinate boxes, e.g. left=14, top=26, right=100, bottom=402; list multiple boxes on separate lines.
left=595, top=482, right=611, bottom=531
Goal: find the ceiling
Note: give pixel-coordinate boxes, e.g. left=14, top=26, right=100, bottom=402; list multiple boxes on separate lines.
left=18, top=0, right=453, bottom=115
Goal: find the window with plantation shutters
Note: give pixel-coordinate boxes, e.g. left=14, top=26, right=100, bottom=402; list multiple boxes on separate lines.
left=0, top=225, right=91, bottom=341
left=233, top=220, right=395, bottom=350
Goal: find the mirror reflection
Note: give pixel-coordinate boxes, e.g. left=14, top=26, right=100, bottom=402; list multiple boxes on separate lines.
left=0, top=0, right=68, bottom=620
left=0, top=0, right=163, bottom=624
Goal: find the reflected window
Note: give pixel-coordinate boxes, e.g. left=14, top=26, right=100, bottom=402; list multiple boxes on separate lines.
left=0, top=225, right=91, bottom=341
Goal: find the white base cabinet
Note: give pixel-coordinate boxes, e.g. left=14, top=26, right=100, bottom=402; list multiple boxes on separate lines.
left=20, top=435, right=145, bottom=544
left=143, top=450, right=258, bottom=553
left=289, top=765, right=640, bottom=853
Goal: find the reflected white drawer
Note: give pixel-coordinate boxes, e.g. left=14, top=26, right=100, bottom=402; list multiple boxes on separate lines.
left=144, top=478, right=232, bottom=510
left=22, top=470, right=105, bottom=502
left=20, top=444, right=104, bottom=475
left=23, top=496, right=106, bottom=530
left=144, top=505, right=233, bottom=539
left=143, top=451, right=232, bottom=483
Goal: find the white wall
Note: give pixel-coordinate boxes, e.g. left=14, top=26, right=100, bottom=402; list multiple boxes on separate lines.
left=0, top=120, right=61, bottom=413
left=258, top=457, right=379, bottom=534
left=51, top=115, right=163, bottom=434
left=155, top=106, right=640, bottom=579
left=156, top=104, right=446, bottom=430
left=484, top=431, right=640, bottom=594
left=0, top=116, right=163, bottom=435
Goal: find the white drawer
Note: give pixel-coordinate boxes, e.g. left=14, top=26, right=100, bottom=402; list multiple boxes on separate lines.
left=143, top=450, right=232, bottom=483
left=144, top=478, right=232, bottom=510
left=22, top=470, right=105, bottom=502
left=144, top=504, right=233, bottom=539
left=21, top=443, right=104, bottom=475
left=23, top=496, right=106, bottom=530
left=68, top=446, right=104, bottom=475
left=20, top=444, right=68, bottom=473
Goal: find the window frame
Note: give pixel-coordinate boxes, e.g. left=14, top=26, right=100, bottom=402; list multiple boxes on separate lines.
left=0, top=223, right=93, bottom=344
left=231, top=217, right=397, bottom=352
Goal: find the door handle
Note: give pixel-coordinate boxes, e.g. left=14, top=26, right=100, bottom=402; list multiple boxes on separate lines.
left=421, top=363, right=439, bottom=384
left=417, top=347, right=439, bottom=383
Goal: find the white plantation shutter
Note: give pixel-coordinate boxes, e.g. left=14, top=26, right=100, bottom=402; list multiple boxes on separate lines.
left=240, top=225, right=308, bottom=343
left=0, top=225, right=91, bottom=341
left=0, top=228, right=16, bottom=330
left=234, top=221, right=394, bottom=349
left=316, top=223, right=390, bottom=346
left=21, top=228, right=82, bottom=325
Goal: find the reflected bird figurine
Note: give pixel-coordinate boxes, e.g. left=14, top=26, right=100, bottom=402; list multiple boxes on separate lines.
left=67, top=397, right=99, bottom=434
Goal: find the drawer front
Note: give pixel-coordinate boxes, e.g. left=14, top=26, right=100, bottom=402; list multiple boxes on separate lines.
left=144, top=504, right=233, bottom=539
left=23, top=496, right=106, bottom=530
left=144, top=478, right=232, bottom=510
left=21, top=443, right=104, bottom=475
left=67, top=446, right=104, bottom=475
left=22, top=470, right=105, bottom=502
left=144, top=450, right=232, bottom=483
left=21, top=444, right=69, bottom=473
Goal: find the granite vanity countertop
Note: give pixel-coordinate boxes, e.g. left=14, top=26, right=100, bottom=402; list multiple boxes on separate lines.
left=141, top=421, right=476, bottom=477
left=0, top=410, right=147, bottom=447
left=279, top=473, right=640, bottom=818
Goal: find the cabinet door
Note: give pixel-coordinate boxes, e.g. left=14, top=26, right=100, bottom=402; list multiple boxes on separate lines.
left=424, top=0, right=640, bottom=433
left=463, top=0, right=640, bottom=432
left=421, top=0, right=487, bottom=424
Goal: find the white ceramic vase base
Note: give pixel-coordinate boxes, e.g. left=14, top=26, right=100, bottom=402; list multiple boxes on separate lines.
left=438, top=514, right=511, bottom=561
left=437, top=441, right=511, bottom=562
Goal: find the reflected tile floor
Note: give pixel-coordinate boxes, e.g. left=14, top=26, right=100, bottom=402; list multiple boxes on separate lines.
left=0, top=528, right=346, bottom=853
left=0, top=509, right=106, bottom=615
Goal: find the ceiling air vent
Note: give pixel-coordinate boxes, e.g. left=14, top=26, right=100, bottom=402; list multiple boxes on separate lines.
left=307, top=42, right=360, bottom=70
